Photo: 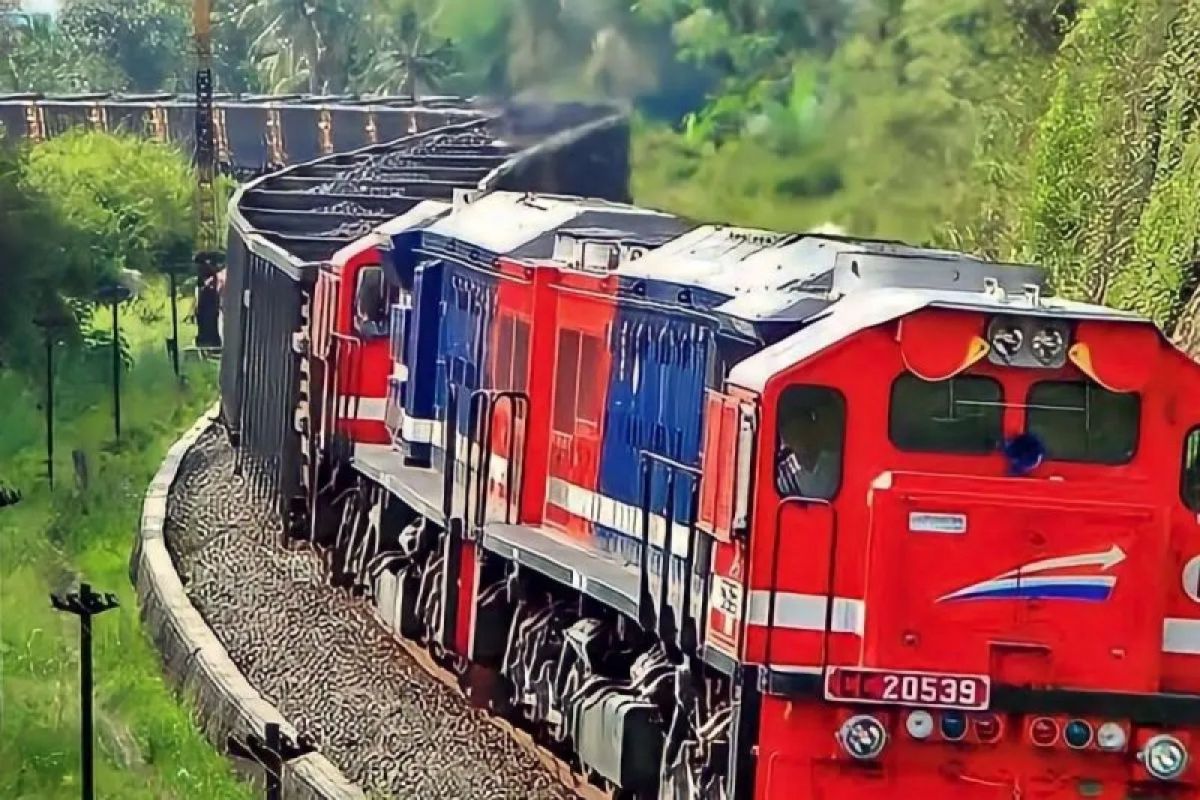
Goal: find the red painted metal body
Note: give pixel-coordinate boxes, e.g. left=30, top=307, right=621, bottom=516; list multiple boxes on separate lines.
left=692, top=305, right=1200, bottom=798
left=315, top=237, right=392, bottom=446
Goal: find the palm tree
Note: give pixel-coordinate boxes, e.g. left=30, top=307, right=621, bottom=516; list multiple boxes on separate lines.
left=233, top=0, right=353, bottom=93
left=2, top=13, right=124, bottom=92
left=356, top=6, right=458, bottom=99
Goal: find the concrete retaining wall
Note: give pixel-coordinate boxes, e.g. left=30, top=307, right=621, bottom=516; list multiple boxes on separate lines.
left=130, top=404, right=364, bottom=800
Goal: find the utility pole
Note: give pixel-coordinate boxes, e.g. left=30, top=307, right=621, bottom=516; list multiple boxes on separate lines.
left=164, top=261, right=185, bottom=377
left=50, top=583, right=119, bottom=800
left=95, top=283, right=132, bottom=441
left=33, top=309, right=69, bottom=487
left=193, top=0, right=223, bottom=271
left=227, top=722, right=316, bottom=800
left=192, top=0, right=226, bottom=352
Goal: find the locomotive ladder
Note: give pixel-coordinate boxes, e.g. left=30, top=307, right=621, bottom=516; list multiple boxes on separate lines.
left=638, top=452, right=710, bottom=665
left=765, top=496, right=840, bottom=672
left=436, top=383, right=530, bottom=651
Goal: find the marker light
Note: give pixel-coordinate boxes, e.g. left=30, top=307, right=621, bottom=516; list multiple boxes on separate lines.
left=838, top=715, right=888, bottom=761
left=1095, top=722, right=1128, bottom=752
left=1031, top=327, right=1065, bottom=365
left=940, top=711, right=968, bottom=742
left=1030, top=717, right=1060, bottom=747
left=991, top=325, right=1024, bottom=361
left=1064, top=719, right=1094, bottom=750
left=973, top=713, right=1003, bottom=744
left=905, top=711, right=934, bottom=740
left=1141, top=734, right=1189, bottom=781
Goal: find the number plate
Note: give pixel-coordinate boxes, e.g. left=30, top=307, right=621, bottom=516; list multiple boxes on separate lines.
left=824, top=667, right=990, bottom=711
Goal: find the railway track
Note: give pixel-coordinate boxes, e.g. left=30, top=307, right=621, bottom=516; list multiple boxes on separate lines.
left=168, top=423, right=602, bottom=799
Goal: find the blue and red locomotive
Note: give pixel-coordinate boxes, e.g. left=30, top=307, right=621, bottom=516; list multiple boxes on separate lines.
left=223, top=101, right=1200, bottom=800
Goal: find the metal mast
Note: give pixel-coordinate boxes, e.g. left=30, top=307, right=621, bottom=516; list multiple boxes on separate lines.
left=192, top=0, right=224, bottom=348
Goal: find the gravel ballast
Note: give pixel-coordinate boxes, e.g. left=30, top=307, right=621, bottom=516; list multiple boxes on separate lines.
left=164, top=424, right=578, bottom=800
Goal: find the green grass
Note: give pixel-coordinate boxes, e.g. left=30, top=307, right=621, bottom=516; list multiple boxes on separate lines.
left=0, top=279, right=253, bottom=800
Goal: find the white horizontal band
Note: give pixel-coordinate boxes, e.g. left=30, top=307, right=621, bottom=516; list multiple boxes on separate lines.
left=1164, top=617, right=1200, bottom=654
left=402, top=416, right=436, bottom=443
left=547, top=476, right=696, bottom=559
left=747, top=590, right=865, bottom=636
left=348, top=396, right=387, bottom=421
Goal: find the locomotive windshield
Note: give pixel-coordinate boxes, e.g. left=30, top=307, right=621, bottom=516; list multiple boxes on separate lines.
left=1026, top=380, right=1139, bottom=463
left=889, top=373, right=1003, bottom=454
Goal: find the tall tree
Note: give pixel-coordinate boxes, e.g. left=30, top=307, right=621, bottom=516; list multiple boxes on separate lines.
left=59, top=0, right=190, bottom=91
left=235, top=0, right=356, bottom=93
left=1, top=12, right=126, bottom=91
left=354, top=3, right=458, bottom=98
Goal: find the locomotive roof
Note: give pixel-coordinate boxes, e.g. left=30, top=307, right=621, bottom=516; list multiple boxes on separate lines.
left=616, top=224, right=1061, bottom=323
left=376, top=200, right=452, bottom=237
left=729, top=284, right=1147, bottom=393
left=418, top=191, right=684, bottom=258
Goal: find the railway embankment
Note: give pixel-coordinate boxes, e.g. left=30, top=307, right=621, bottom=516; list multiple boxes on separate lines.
left=133, top=407, right=581, bottom=799
left=131, top=404, right=363, bottom=800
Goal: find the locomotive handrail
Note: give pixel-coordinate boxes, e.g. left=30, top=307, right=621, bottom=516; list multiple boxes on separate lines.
left=329, top=331, right=364, bottom=465
left=637, top=451, right=702, bottom=660
left=441, top=380, right=460, bottom=522
left=467, top=389, right=530, bottom=533
left=765, top=495, right=839, bottom=674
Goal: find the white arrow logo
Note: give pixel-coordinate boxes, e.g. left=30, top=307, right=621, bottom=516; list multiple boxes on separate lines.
left=937, top=545, right=1127, bottom=603
left=993, top=545, right=1126, bottom=580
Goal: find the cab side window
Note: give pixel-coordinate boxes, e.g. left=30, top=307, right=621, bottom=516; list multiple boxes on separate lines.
left=775, top=385, right=845, bottom=500
left=354, top=266, right=389, bottom=339
left=1182, top=428, right=1200, bottom=512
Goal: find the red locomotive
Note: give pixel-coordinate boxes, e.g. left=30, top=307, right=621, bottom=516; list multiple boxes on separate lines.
left=223, top=105, right=1200, bottom=800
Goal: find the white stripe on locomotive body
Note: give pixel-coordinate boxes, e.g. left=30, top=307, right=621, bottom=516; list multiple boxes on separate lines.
left=401, top=416, right=437, bottom=443
left=346, top=396, right=388, bottom=421
left=1163, top=618, right=1200, bottom=654
left=746, top=590, right=866, bottom=636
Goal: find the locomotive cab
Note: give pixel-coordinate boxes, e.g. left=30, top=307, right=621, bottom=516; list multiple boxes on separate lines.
left=715, top=267, right=1200, bottom=797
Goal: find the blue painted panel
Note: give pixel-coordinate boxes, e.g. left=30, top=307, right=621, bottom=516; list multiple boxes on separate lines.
left=403, top=260, right=444, bottom=465
left=595, top=303, right=714, bottom=578
left=431, top=263, right=498, bottom=473
left=381, top=230, right=423, bottom=289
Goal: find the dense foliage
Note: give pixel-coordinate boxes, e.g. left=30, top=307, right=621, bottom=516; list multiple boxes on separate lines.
left=0, top=132, right=194, bottom=370
left=952, top=0, right=1200, bottom=343
left=2, top=0, right=1199, bottom=338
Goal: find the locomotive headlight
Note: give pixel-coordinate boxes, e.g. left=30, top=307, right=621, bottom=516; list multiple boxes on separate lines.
left=905, top=710, right=934, bottom=741
left=1064, top=719, right=1094, bottom=749
left=1095, top=722, right=1128, bottom=752
left=1141, top=734, right=1189, bottom=781
left=838, top=714, right=888, bottom=761
left=940, top=711, right=968, bottom=742
left=1031, top=327, right=1065, bottom=365
left=990, top=325, right=1024, bottom=362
